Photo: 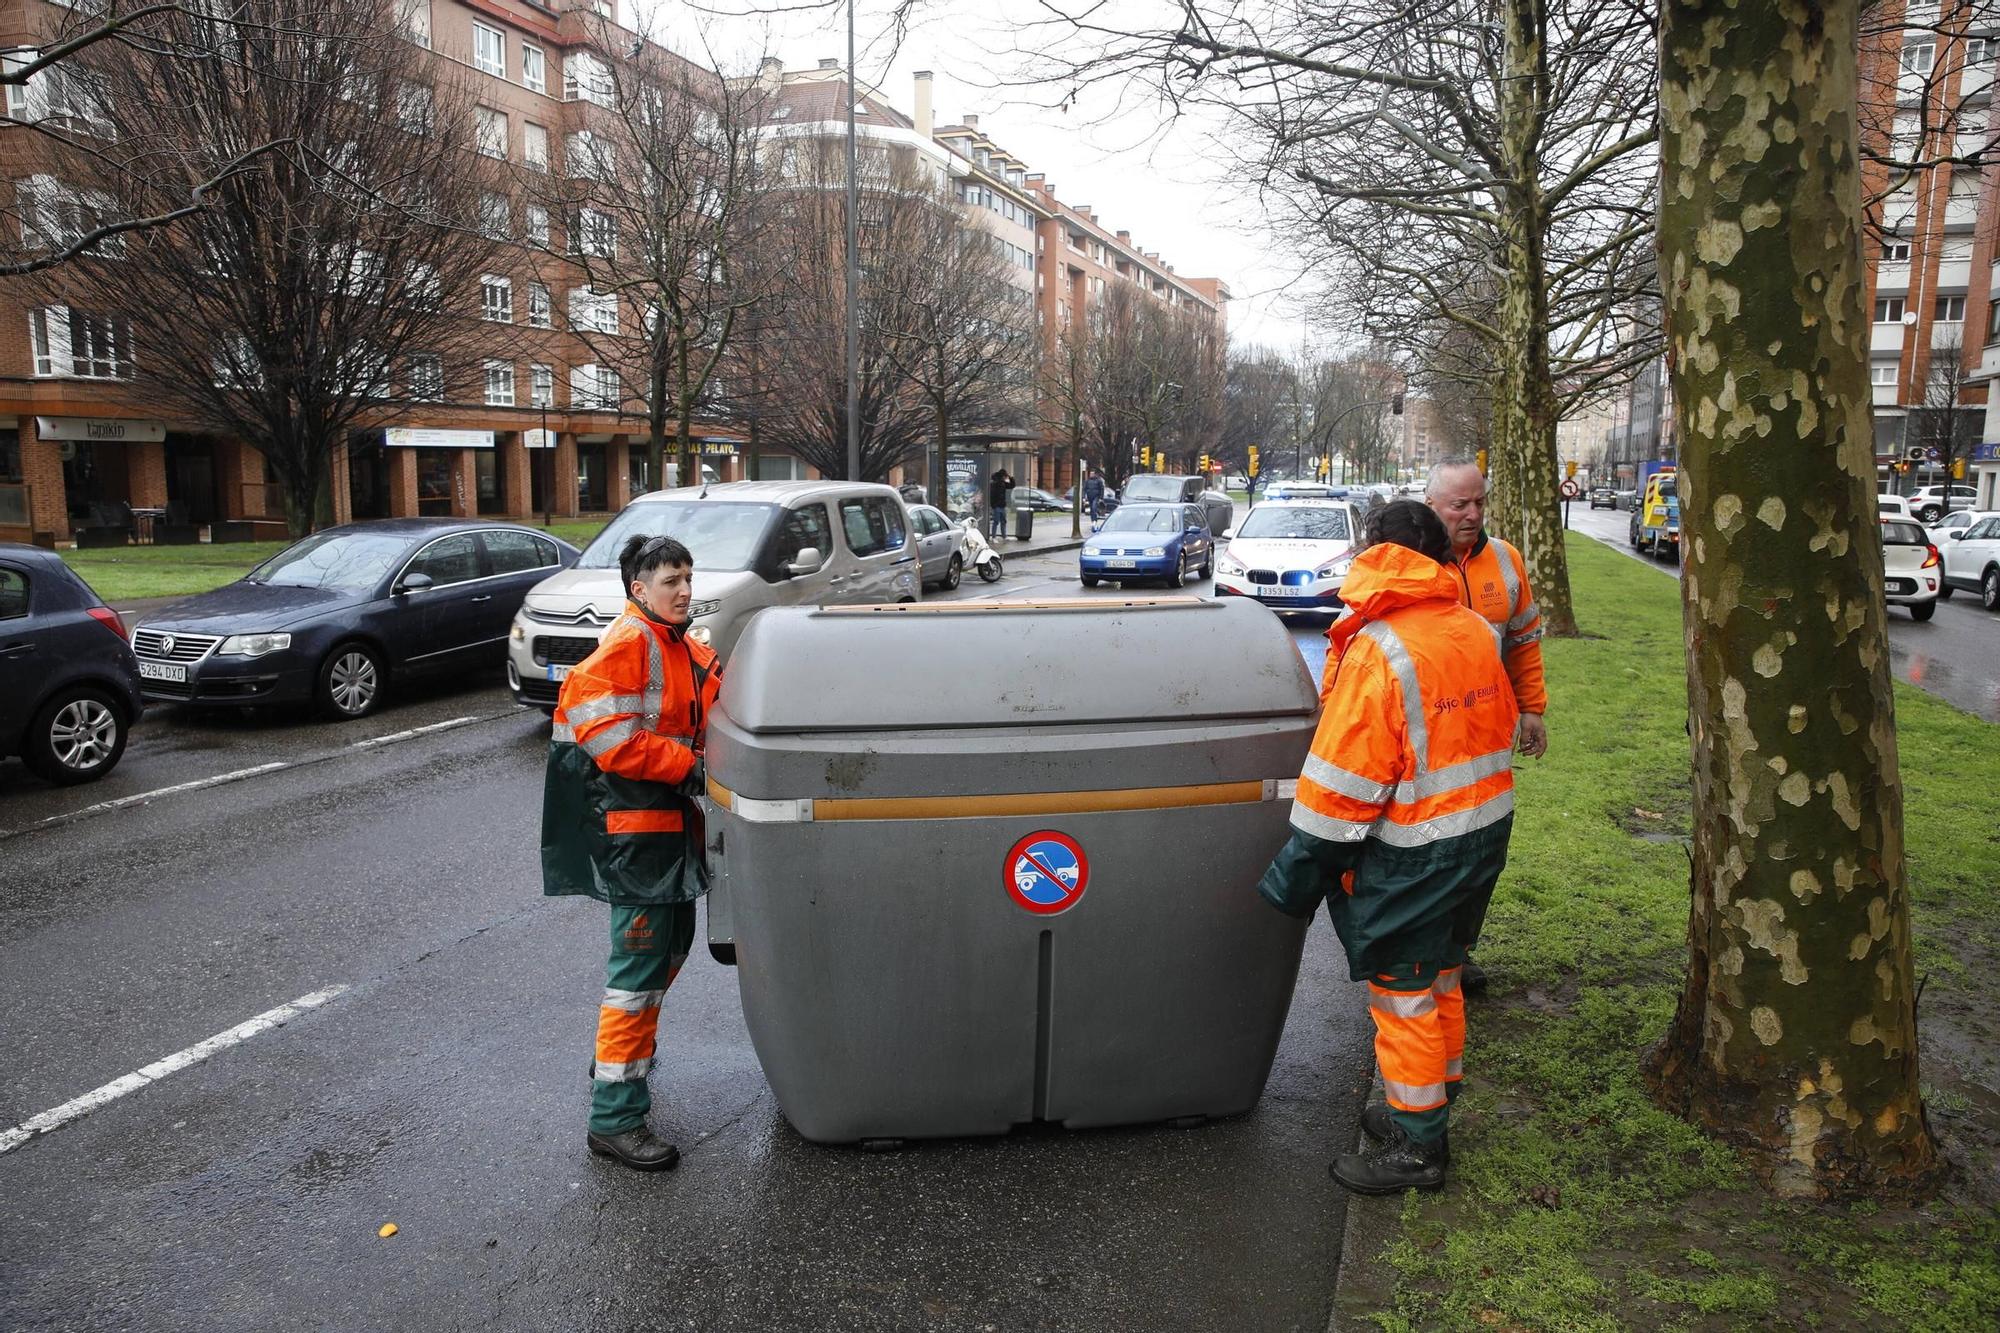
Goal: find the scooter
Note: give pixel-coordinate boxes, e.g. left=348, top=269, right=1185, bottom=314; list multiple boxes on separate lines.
left=959, top=516, right=1004, bottom=583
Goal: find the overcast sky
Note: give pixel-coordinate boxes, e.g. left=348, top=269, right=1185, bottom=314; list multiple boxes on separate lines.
left=631, top=0, right=1327, bottom=352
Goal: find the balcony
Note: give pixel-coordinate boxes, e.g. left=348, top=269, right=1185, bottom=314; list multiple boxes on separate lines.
left=1873, top=382, right=1902, bottom=407
left=1934, top=320, right=1968, bottom=348
left=1937, top=259, right=1973, bottom=289
left=1871, top=322, right=1907, bottom=353
left=1877, top=261, right=1911, bottom=291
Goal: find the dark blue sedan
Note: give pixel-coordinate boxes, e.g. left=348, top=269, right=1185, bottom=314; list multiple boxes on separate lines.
left=1079, top=503, right=1215, bottom=588
left=131, top=519, right=578, bottom=720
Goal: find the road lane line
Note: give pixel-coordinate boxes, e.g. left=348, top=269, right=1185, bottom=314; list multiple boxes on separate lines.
left=43, top=761, right=292, bottom=822
left=0, top=985, right=350, bottom=1156
left=349, top=714, right=485, bottom=749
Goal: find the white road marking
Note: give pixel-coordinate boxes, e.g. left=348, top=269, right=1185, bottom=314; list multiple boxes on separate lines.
left=44, top=761, right=291, bottom=822
left=0, top=985, right=350, bottom=1155
left=348, top=714, right=485, bottom=749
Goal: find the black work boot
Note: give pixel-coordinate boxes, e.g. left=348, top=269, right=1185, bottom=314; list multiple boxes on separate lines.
left=1357, top=1103, right=1451, bottom=1166
left=587, top=1126, right=681, bottom=1172
left=1331, top=1134, right=1448, bottom=1195
left=1460, top=958, right=1489, bottom=997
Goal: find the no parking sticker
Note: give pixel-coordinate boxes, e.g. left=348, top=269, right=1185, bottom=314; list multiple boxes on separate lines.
left=1004, top=831, right=1089, bottom=915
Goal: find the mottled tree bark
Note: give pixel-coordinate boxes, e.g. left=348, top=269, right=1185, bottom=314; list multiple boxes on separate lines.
left=1646, top=0, right=1941, bottom=1200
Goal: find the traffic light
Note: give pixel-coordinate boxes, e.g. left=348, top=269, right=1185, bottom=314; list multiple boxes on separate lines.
left=1154, top=454, right=1165, bottom=473
left=1954, top=458, right=1967, bottom=479
left=1247, top=445, right=1260, bottom=476
left=1198, top=453, right=1210, bottom=473
left=1139, top=444, right=1151, bottom=467
left=1564, top=459, right=1578, bottom=478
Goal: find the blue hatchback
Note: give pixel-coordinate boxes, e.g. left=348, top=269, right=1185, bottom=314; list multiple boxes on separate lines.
left=1079, top=503, right=1214, bottom=588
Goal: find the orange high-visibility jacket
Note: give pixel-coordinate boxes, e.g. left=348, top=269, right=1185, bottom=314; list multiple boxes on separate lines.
left=1447, top=534, right=1546, bottom=715
left=1261, top=544, right=1520, bottom=976
left=540, top=604, right=722, bottom=905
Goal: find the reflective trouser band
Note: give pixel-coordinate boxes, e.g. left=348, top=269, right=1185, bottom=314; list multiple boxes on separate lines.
left=1369, top=989, right=1438, bottom=1019
left=1382, top=1077, right=1448, bottom=1112
left=601, top=988, right=666, bottom=1012
left=593, top=1057, right=654, bottom=1083
left=1432, top=967, right=1463, bottom=996
left=1445, top=1058, right=1464, bottom=1080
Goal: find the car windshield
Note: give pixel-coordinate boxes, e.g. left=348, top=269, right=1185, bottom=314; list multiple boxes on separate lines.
left=579, top=501, right=777, bottom=573
left=1881, top=520, right=1928, bottom=546
left=246, top=531, right=411, bottom=591
left=1237, top=506, right=1352, bottom=541
left=1100, top=505, right=1182, bottom=534
left=1121, top=476, right=1185, bottom=503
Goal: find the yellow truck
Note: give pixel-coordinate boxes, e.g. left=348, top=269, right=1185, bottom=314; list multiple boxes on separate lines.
left=1628, top=462, right=1680, bottom=560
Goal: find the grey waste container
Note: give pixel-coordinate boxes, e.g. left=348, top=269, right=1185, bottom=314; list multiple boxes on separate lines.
left=704, top=597, right=1318, bottom=1143
left=1012, top=499, right=1034, bottom=540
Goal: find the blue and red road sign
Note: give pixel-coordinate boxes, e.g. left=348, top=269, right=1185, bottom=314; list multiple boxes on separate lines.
left=1004, top=831, right=1089, bottom=915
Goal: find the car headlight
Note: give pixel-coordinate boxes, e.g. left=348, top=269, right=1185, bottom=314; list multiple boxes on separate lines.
left=1142, top=546, right=1167, bottom=557
left=1318, top=557, right=1354, bottom=579
left=688, top=625, right=713, bottom=645
left=510, top=621, right=526, bottom=643
left=689, top=598, right=722, bottom=618
left=1218, top=556, right=1246, bottom=577
left=217, top=632, right=292, bottom=657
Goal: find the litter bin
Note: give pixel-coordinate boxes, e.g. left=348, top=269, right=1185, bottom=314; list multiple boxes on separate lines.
left=1012, top=499, right=1034, bottom=540
left=703, top=598, right=1318, bottom=1143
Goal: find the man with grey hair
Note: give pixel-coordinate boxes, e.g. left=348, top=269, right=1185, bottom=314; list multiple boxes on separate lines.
left=1425, top=456, right=1547, bottom=996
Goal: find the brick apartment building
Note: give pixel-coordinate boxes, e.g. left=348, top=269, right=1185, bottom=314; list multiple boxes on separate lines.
left=0, top=1, right=1231, bottom=546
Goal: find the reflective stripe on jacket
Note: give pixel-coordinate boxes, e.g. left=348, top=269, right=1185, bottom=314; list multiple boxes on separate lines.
left=1449, top=533, right=1547, bottom=714
left=1260, top=544, right=1519, bottom=978
left=541, top=604, right=722, bottom=905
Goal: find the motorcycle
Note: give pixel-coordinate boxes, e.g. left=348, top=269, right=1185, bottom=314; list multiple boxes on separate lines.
left=959, top=516, right=1004, bottom=583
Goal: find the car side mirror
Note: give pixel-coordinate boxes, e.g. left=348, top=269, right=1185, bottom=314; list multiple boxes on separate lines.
left=787, top=545, right=824, bottom=577
left=1222, top=527, right=1236, bottom=540
left=398, top=571, right=434, bottom=594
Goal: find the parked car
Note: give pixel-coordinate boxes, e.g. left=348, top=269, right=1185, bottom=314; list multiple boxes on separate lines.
left=1063, top=483, right=1120, bottom=515
left=1588, top=486, right=1617, bottom=509
left=1078, top=503, right=1214, bottom=588
left=1877, top=494, right=1914, bottom=521
left=1262, top=481, right=1336, bottom=501
left=132, top=520, right=579, bottom=721
left=1212, top=498, right=1364, bottom=614
left=1880, top=518, right=1942, bottom=620
left=907, top=503, right=967, bottom=590
left=1121, top=473, right=1234, bottom=536
left=1932, top=509, right=2000, bottom=547
left=1008, top=485, right=1072, bottom=513
left=1614, top=488, right=1638, bottom=511
left=1941, top=513, right=2000, bottom=609
left=0, top=544, right=144, bottom=785
left=1910, top=484, right=1980, bottom=524
left=508, top=481, right=920, bottom=710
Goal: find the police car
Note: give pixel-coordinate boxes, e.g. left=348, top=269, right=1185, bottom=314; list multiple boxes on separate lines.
left=1213, top=497, right=1365, bottom=614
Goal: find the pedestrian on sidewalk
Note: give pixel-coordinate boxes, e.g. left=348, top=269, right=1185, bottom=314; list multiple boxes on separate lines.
left=1257, top=500, right=1519, bottom=1194
left=541, top=533, right=721, bottom=1173
left=1425, top=457, right=1548, bottom=996
left=988, top=468, right=1014, bottom=540
left=1083, top=468, right=1106, bottom=528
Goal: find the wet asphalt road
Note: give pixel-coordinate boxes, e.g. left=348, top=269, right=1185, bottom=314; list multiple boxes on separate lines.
left=1566, top=503, right=2000, bottom=723
left=0, top=549, right=1368, bottom=1333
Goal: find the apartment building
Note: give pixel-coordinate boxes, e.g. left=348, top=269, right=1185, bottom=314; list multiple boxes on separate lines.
left=0, top=0, right=753, bottom=546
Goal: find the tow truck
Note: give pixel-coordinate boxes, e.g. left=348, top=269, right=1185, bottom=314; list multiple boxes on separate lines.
left=1629, top=461, right=1680, bottom=560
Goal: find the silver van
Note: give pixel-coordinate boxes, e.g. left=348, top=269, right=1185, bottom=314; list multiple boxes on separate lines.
left=506, top=481, right=920, bottom=709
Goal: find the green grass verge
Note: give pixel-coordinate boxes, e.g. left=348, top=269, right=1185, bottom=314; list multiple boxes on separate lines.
left=61, top=518, right=610, bottom=604
left=1363, top=538, right=2000, bottom=1332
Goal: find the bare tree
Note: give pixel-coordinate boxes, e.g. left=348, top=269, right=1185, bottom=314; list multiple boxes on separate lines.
left=29, top=0, right=507, bottom=535
left=1912, top=326, right=1979, bottom=510
left=528, top=25, right=772, bottom=490
left=1039, top=318, right=1102, bottom=534
left=1221, top=346, right=1296, bottom=477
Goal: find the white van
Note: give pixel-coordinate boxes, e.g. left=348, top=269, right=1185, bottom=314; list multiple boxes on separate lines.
left=506, top=481, right=919, bottom=710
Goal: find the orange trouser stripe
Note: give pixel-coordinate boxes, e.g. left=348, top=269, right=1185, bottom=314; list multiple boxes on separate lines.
left=1368, top=975, right=1468, bottom=1112
left=596, top=1000, right=663, bottom=1062
left=606, top=809, right=685, bottom=834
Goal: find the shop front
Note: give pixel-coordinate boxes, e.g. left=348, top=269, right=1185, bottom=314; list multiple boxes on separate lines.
left=1972, top=442, right=2000, bottom=510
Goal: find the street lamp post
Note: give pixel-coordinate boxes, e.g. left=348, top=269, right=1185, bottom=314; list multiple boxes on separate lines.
left=843, top=0, right=861, bottom=482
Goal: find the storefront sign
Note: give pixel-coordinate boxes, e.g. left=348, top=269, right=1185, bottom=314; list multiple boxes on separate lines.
left=1974, top=443, right=2000, bottom=463
left=385, top=427, right=495, bottom=450
left=35, top=416, right=166, bottom=443
left=522, top=429, right=557, bottom=450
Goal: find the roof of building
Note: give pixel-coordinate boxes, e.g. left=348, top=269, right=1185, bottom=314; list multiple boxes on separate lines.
left=766, top=77, right=915, bottom=132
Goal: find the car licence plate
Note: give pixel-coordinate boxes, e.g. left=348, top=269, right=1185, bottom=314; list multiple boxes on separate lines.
left=138, top=661, right=187, bottom=683
left=1885, top=579, right=1915, bottom=595
left=1103, top=559, right=1137, bottom=569
left=1256, top=585, right=1291, bottom=599
left=546, top=664, right=571, bottom=682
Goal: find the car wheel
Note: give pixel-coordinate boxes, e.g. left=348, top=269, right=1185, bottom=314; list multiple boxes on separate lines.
left=1198, top=550, right=1214, bottom=580
left=1919, top=505, right=1942, bottom=524
left=317, top=642, right=384, bottom=720
left=1910, top=600, right=1937, bottom=622
left=1984, top=568, right=2000, bottom=612
left=23, top=686, right=127, bottom=785
left=1165, top=554, right=1185, bottom=589
left=1081, top=575, right=1100, bottom=588
left=943, top=554, right=963, bottom=591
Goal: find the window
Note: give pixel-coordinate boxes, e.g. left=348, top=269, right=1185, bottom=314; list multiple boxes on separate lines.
left=1903, top=42, right=1936, bottom=75
left=14, top=176, right=123, bottom=258
left=473, top=23, right=506, bottom=78
left=523, top=122, right=548, bottom=171
left=564, top=51, right=613, bottom=107
left=1936, top=294, right=1966, bottom=322
left=475, top=106, right=507, bottom=158
left=29, top=307, right=131, bottom=379
left=525, top=204, right=550, bottom=247
left=0, top=566, right=25, bottom=620
left=1882, top=239, right=1911, bottom=261
left=527, top=281, right=552, bottom=328
left=529, top=363, right=554, bottom=407
left=1987, top=297, right=2000, bottom=343
left=839, top=496, right=906, bottom=557
left=212, top=333, right=260, bottom=389
left=769, top=503, right=832, bottom=566
left=566, top=130, right=615, bottom=180
left=1870, top=362, right=1898, bottom=386
left=398, top=0, right=430, bottom=48
left=484, top=360, right=515, bottom=406
left=574, top=208, right=616, bottom=258
left=522, top=43, right=547, bottom=94
left=479, top=192, right=509, bottom=240
left=409, top=353, right=444, bottom=400
left=481, top=274, right=512, bottom=322
left=1875, top=296, right=1907, bottom=323
left=1968, top=37, right=1995, bottom=68
left=397, top=81, right=434, bottom=135
left=572, top=363, right=618, bottom=409
left=483, top=529, right=558, bottom=574
left=569, top=286, right=618, bottom=335
left=408, top=534, right=483, bottom=587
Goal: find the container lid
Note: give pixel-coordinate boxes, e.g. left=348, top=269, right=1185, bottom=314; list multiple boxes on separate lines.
left=719, top=598, right=1317, bottom=733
